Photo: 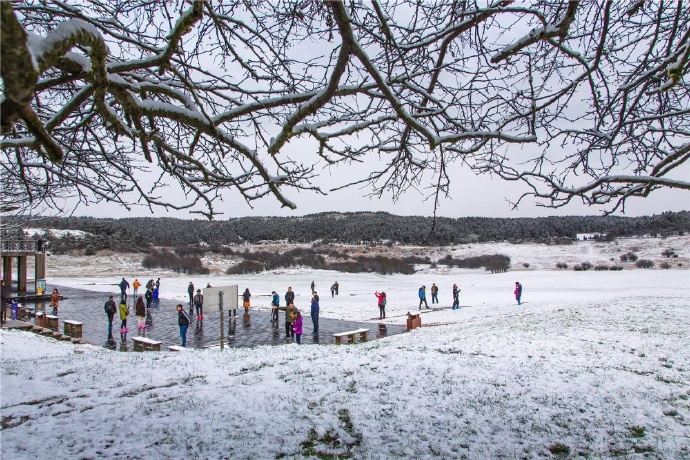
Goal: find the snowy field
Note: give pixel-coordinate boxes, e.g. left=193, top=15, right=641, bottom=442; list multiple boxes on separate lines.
left=2, top=236, right=689, bottom=458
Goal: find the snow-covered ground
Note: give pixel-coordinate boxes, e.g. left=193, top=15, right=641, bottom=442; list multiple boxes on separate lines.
left=2, top=237, right=689, bottom=458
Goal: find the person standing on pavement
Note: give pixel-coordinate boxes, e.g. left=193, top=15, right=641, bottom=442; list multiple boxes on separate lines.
left=285, top=286, right=295, bottom=307
left=293, top=311, right=303, bottom=345
left=176, top=304, right=191, bottom=347
left=50, top=288, right=60, bottom=315
left=310, top=291, right=320, bottom=336
left=194, top=288, right=204, bottom=319
left=145, top=287, right=153, bottom=311
left=187, top=282, right=195, bottom=311
left=119, top=278, right=129, bottom=302
left=271, top=291, right=280, bottom=323
left=119, top=298, right=129, bottom=335
left=285, top=302, right=299, bottom=341
left=135, top=294, right=147, bottom=332
left=242, top=288, right=251, bottom=315
left=104, top=295, right=117, bottom=332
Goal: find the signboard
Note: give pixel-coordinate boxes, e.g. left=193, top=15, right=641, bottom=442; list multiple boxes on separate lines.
left=204, top=285, right=238, bottom=311
left=36, top=279, right=46, bottom=295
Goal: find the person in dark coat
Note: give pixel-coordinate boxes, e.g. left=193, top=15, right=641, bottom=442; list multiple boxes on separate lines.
left=187, top=282, right=195, bottom=307
left=452, top=284, right=460, bottom=310
left=176, top=304, right=191, bottom=347
left=119, top=278, right=129, bottom=299
left=104, top=295, right=117, bottom=332
left=310, top=291, right=320, bottom=336
left=144, top=288, right=153, bottom=310
left=194, top=289, right=204, bottom=319
left=242, top=288, right=251, bottom=315
left=284, top=287, right=295, bottom=307
left=135, top=295, right=147, bottom=331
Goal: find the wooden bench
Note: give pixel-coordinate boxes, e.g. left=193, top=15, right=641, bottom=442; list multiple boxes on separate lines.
left=167, top=345, right=189, bottom=352
left=45, top=314, right=59, bottom=331
left=132, top=336, right=163, bottom=352
left=333, top=328, right=369, bottom=345
left=63, top=320, right=83, bottom=339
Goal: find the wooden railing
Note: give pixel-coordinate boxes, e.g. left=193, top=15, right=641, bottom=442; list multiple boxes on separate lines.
left=1, top=240, right=42, bottom=253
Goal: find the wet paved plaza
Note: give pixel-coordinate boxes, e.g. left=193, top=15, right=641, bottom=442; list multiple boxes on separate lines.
left=21, top=285, right=406, bottom=350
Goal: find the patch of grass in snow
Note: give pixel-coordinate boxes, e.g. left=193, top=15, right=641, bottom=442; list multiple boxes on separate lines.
left=627, top=425, right=646, bottom=438
left=120, top=381, right=177, bottom=397
left=1, top=414, right=32, bottom=429
left=547, top=442, right=570, bottom=457
left=283, top=408, right=363, bottom=459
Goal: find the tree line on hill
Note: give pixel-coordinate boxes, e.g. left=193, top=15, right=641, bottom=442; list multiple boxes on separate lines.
left=14, top=211, right=689, bottom=254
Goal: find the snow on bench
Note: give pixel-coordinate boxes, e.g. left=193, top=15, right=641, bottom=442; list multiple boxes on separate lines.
left=167, top=345, right=190, bottom=352
left=132, top=336, right=162, bottom=352
left=333, top=328, right=370, bottom=345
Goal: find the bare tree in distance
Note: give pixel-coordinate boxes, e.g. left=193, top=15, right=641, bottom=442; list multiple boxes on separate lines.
left=1, top=0, right=688, bottom=220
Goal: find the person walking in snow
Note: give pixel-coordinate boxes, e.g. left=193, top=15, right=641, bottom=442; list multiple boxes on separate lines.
left=330, top=283, right=336, bottom=298
left=452, top=284, right=461, bottom=310
left=514, top=281, right=523, bottom=305
left=418, top=285, right=428, bottom=310
left=135, top=294, right=147, bottom=332
left=104, top=295, right=117, bottom=332
left=293, top=311, right=304, bottom=345
left=194, top=288, right=204, bottom=319
left=430, top=283, right=439, bottom=304
left=176, top=304, right=191, bottom=347
left=119, top=297, right=129, bottom=336
left=242, top=288, right=251, bottom=315
left=375, top=291, right=387, bottom=319
left=285, top=302, right=299, bottom=341
left=310, top=291, right=320, bottom=336
left=271, top=291, right=280, bottom=323
left=334, top=281, right=339, bottom=295
left=284, top=286, right=295, bottom=307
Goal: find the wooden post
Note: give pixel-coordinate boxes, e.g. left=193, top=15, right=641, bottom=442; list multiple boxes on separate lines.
left=219, top=290, right=224, bottom=350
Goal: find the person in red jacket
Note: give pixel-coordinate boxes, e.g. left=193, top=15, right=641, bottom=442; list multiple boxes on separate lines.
left=375, top=291, right=387, bottom=320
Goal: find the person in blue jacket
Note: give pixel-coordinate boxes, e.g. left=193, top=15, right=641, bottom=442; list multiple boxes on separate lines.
left=310, top=291, right=320, bottom=337
left=271, top=290, right=280, bottom=323
left=418, top=285, right=428, bottom=310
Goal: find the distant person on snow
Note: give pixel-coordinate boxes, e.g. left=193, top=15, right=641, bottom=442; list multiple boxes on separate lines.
left=430, top=283, right=439, bottom=304
left=104, top=295, right=117, bottom=332
left=334, top=281, right=339, bottom=295
left=310, top=280, right=315, bottom=293
left=242, top=288, right=251, bottom=315
left=452, top=284, right=460, bottom=310
left=285, top=286, right=295, bottom=307
left=375, top=291, right=387, bottom=320
left=271, top=291, right=280, bottom=323
left=514, top=282, right=523, bottom=306
left=330, top=283, right=336, bottom=298
left=418, top=286, right=428, bottom=310
left=194, top=289, right=204, bottom=320
left=310, top=291, right=320, bottom=336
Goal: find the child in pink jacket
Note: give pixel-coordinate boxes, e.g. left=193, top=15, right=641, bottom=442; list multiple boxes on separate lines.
left=292, top=311, right=303, bottom=345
